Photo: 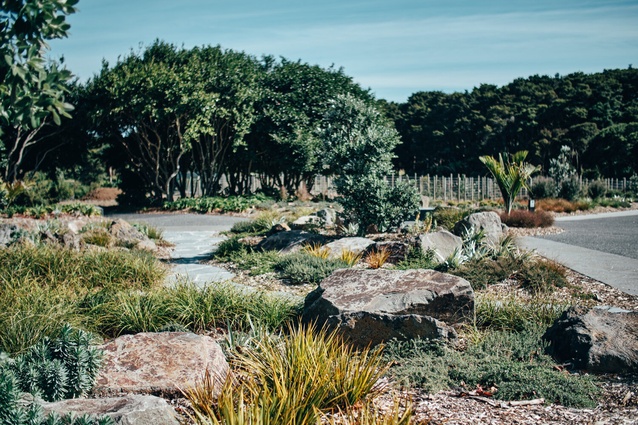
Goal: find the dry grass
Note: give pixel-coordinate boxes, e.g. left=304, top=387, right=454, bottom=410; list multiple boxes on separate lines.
left=366, top=247, right=391, bottom=269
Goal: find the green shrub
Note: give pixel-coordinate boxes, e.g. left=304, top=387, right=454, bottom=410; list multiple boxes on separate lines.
left=1, top=326, right=102, bottom=402
left=475, top=294, right=569, bottom=331
left=385, top=328, right=600, bottom=407
left=452, top=255, right=525, bottom=289
left=229, top=218, right=271, bottom=235
left=518, top=259, right=568, bottom=292
left=558, top=177, right=581, bottom=201
left=275, top=253, right=348, bottom=284
left=587, top=180, right=607, bottom=199
left=596, top=198, right=632, bottom=208
left=394, top=246, right=437, bottom=270
left=433, top=207, right=466, bottom=231
left=163, top=194, right=272, bottom=213
left=530, top=176, right=558, bottom=199
left=231, top=249, right=281, bottom=275
left=499, top=210, right=554, bottom=228
left=213, top=237, right=248, bottom=261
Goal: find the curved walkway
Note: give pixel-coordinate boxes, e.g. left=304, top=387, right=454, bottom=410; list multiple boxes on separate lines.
left=517, top=210, right=638, bottom=296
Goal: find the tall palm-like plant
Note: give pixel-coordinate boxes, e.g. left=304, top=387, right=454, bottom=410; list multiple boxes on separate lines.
left=479, top=151, right=540, bottom=215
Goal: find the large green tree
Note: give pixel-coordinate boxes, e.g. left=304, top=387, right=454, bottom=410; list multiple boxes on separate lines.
left=0, top=0, right=77, bottom=182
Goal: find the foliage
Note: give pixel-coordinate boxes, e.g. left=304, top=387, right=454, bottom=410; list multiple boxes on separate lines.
left=518, top=259, right=568, bottom=292
left=275, top=253, right=347, bottom=284
left=1, top=325, right=102, bottom=402
left=365, top=246, right=391, bottom=269
left=185, top=325, right=388, bottom=425
left=338, top=249, right=363, bottom=266
left=302, top=242, right=330, bottom=259
left=0, top=0, right=77, bottom=182
left=394, top=247, right=437, bottom=270
left=385, top=328, right=600, bottom=407
left=479, top=151, right=540, bottom=214
left=537, top=198, right=591, bottom=213
left=587, top=180, right=607, bottom=199
left=529, top=176, right=558, bottom=199
left=228, top=218, right=271, bottom=236
left=227, top=249, right=281, bottom=276
left=432, top=207, right=466, bottom=231
left=452, top=254, right=525, bottom=289
left=474, top=293, right=569, bottom=331
left=320, top=95, right=420, bottom=232
left=163, top=194, right=271, bottom=213
left=499, top=210, right=554, bottom=228
left=558, top=176, right=581, bottom=201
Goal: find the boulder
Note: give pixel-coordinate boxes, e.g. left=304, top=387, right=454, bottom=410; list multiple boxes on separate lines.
left=362, top=241, right=411, bottom=264
left=303, top=269, right=474, bottom=347
left=0, top=223, right=19, bottom=247
left=418, top=230, right=463, bottom=262
left=453, top=211, right=503, bottom=246
left=94, top=332, right=228, bottom=397
left=290, top=215, right=323, bottom=230
left=257, top=230, right=325, bottom=253
left=543, top=306, right=638, bottom=373
left=268, top=222, right=291, bottom=234
left=324, top=237, right=375, bottom=258
left=316, top=208, right=337, bottom=226
left=42, top=395, right=179, bottom=425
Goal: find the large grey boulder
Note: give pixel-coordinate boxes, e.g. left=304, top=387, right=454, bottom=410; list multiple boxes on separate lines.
left=453, top=211, right=503, bottom=246
left=303, top=269, right=474, bottom=347
left=324, top=237, right=375, bottom=258
left=316, top=208, right=337, bottom=226
left=290, top=215, right=323, bottom=230
left=543, top=306, right=638, bottom=373
left=108, top=219, right=157, bottom=251
left=418, top=230, right=462, bottom=262
left=42, top=395, right=179, bottom=425
left=257, top=230, right=325, bottom=253
left=94, top=332, right=228, bottom=397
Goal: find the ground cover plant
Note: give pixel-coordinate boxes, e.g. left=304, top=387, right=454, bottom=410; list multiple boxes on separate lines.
left=163, top=194, right=272, bottom=213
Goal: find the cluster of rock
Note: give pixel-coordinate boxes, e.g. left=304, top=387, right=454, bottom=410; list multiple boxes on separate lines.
left=41, top=332, right=229, bottom=425
left=0, top=218, right=158, bottom=252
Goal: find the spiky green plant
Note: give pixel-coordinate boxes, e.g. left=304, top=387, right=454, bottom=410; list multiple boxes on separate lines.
left=479, top=151, right=540, bottom=215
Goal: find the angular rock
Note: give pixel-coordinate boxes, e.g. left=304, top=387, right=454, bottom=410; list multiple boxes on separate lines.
left=108, top=219, right=148, bottom=246
left=257, top=230, right=325, bottom=253
left=316, top=208, right=337, bottom=226
left=135, top=238, right=157, bottom=252
left=42, top=395, right=179, bottom=425
left=324, top=237, right=375, bottom=258
left=290, top=215, right=323, bottom=230
left=453, top=211, right=503, bottom=246
left=362, top=241, right=411, bottom=264
left=303, top=269, right=474, bottom=347
left=94, top=332, right=228, bottom=397
left=268, top=222, right=291, bottom=234
left=418, top=230, right=463, bottom=262
left=543, top=306, right=638, bottom=373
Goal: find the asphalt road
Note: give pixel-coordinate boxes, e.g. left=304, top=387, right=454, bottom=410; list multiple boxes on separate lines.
left=539, top=211, right=638, bottom=260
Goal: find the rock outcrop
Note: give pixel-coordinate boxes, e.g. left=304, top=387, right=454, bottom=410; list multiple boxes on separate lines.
left=543, top=306, right=638, bottom=373
left=303, top=269, right=474, bottom=347
left=42, top=395, right=179, bottom=425
left=94, top=332, right=228, bottom=397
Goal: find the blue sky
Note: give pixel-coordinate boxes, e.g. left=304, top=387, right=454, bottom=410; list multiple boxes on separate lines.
left=48, top=0, right=638, bottom=102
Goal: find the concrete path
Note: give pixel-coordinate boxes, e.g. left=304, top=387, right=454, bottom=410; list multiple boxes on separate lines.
left=518, top=210, right=638, bottom=296
left=106, top=213, right=247, bottom=287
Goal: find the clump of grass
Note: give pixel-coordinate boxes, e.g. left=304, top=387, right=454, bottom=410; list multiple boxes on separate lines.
left=81, top=228, right=114, bottom=247
left=132, top=222, right=172, bottom=246
left=231, top=249, right=281, bottom=276
left=518, top=259, right=568, bottom=292
left=339, top=249, right=362, bottom=266
left=228, top=218, right=272, bottom=236
left=451, top=254, right=524, bottom=289
left=500, top=210, right=554, bottom=228
left=394, top=247, right=437, bottom=270
left=474, top=293, right=569, bottom=331
left=185, top=325, right=389, bottom=425
left=275, top=253, right=347, bottom=284
left=214, top=237, right=248, bottom=261
left=303, top=242, right=330, bottom=259
left=537, top=199, right=591, bottom=213
left=385, top=327, right=600, bottom=407
left=366, top=246, right=391, bottom=269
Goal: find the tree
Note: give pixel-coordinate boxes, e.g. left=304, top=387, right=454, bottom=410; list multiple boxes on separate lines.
left=479, top=151, right=540, bottom=215
left=0, top=0, right=77, bottom=182
left=320, top=95, right=420, bottom=232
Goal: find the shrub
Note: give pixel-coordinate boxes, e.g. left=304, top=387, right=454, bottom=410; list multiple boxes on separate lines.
left=587, top=180, right=607, bottom=199
left=229, top=249, right=281, bottom=276
left=163, top=194, right=272, bottom=213
left=530, top=176, right=558, bottom=199
left=394, top=247, right=437, bottom=270
left=518, top=259, right=568, bottom=292
left=499, top=210, right=554, bottom=228
left=558, top=176, right=581, bottom=201
left=229, top=218, right=271, bottom=235
left=275, top=253, right=347, bottom=284
left=452, top=255, right=525, bottom=289
left=385, top=328, right=600, bottom=407
left=433, top=207, right=465, bottom=231
left=537, top=198, right=591, bottom=213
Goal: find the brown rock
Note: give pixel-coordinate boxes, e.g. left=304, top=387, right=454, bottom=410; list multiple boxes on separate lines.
left=303, top=269, right=474, bottom=347
left=94, top=332, right=228, bottom=397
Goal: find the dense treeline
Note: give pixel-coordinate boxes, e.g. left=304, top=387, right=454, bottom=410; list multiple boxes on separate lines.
left=385, top=68, right=638, bottom=178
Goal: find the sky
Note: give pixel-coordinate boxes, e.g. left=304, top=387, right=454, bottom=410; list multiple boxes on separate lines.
left=47, top=0, right=638, bottom=102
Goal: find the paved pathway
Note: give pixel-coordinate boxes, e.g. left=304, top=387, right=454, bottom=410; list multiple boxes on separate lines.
left=518, top=210, right=638, bottom=296
left=106, top=213, right=247, bottom=287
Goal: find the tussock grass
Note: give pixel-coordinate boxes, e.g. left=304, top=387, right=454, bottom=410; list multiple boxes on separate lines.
left=302, top=242, right=331, bottom=259
left=275, top=253, right=347, bottom=284
left=185, top=325, right=389, bottom=425
left=366, top=246, right=391, bottom=269
left=474, top=293, right=569, bottom=331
